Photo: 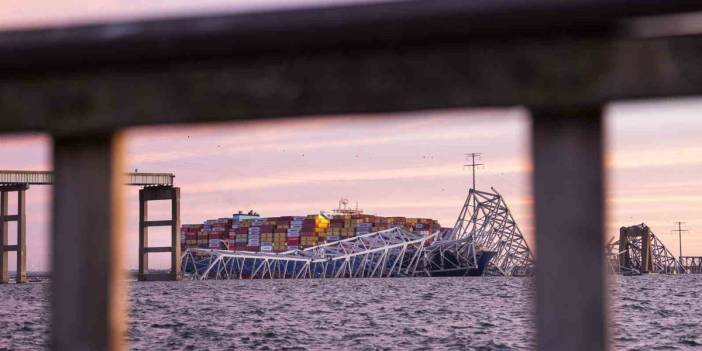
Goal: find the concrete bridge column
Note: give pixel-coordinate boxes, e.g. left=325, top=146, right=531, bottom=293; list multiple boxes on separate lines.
left=138, top=186, right=181, bottom=281
left=0, top=184, right=28, bottom=283
left=619, top=227, right=629, bottom=271
left=640, top=226, right=653, bottom=274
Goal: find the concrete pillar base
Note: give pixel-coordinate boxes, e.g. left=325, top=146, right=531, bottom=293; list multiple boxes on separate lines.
left=0, top=184, right=29, bottom=284
left=138, top=186, right=181, bottom=281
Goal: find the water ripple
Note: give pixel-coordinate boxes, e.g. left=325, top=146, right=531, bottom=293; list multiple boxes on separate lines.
left=2, top=275, right=702, bottom=349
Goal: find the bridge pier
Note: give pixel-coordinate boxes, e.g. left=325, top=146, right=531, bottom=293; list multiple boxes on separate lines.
left=620, top=225, right=654, bottom=273
left=0, top=184, right=28, bottom=284
left=138, top=186, right=181, bottom=281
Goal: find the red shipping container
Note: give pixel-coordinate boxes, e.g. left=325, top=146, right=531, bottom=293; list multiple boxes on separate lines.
left=208, top=232, right=223, bottom=240
left=259, top=225, right=275, bottom=233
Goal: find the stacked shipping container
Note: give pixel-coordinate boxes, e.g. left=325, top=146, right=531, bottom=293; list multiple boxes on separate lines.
left=181, top=212, right=440, bottom=254
left=180, top=224, right=202, bottom=252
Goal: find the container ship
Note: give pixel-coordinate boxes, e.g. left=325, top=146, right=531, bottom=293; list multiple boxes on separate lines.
left=180, top=199, right=495, bottom=278
left=181, top=200, right=441, bottom=253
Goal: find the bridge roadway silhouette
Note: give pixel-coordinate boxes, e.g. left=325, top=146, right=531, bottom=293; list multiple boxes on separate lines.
left=0, top=170, right=180, bottom=283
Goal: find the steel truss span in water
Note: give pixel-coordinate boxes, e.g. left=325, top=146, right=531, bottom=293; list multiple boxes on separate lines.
left=182, top=187, right=534, bottom=280
left=450, top=188, right=535, bottom=276
left=680, top=256, right=702, bottom=274
left=607, top=223, right=686, bottom=275
left=183, top=228, right=440, bottom=279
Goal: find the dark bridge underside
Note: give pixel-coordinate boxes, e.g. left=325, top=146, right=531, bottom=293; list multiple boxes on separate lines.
left=2, top=1, right=702, bottom=136
left=2, top=1, right=702, bottom=351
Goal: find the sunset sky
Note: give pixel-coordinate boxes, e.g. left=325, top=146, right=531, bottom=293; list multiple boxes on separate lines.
left=2, top=2, right=702, bottom=270
left=3, top=100, right=702, bottom=270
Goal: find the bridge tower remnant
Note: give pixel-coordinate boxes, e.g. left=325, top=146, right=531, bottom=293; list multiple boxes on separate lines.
left=138, top=185, right=181, bottom=281
left=0, top=184, right=28, bottom=283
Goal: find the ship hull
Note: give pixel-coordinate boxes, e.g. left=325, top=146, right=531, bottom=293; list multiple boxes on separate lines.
left=428, top=250, right=496, bottom=277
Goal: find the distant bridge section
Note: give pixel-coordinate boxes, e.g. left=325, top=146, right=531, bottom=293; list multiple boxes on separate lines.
left=0, top=170, right=174, bottom=186
left=125, top=172, right=175, bottom=186
left=607, top=223, right=686, bottom=275
left=0, top=169, right=180, bottom=283
left=0, top=170, right=53, bottom=185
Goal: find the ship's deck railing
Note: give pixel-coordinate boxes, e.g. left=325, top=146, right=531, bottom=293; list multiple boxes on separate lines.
left=3, top=1, right=702, bottom=350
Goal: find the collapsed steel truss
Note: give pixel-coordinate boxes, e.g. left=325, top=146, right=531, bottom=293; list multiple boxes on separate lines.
left=605, top=239, right=641, bottom=275
left=183, top=228, right=439, bottom=279
left=420, top=237, right=480, bottom=276
left=182, top=187, right=534, bottom=279
left=607, top=224, right=686, bottom=275
left=450, top=188, right=535, bottom=276
left=680, top=256, right=702, bottom=274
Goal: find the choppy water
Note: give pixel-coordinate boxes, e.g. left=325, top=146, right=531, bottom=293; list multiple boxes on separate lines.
left=0, top=275, right=701, bottom=350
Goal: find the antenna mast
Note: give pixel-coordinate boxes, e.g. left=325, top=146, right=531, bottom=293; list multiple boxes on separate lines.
left=464, top=153, right=484, bottom=190
left=672, top=221, right=688, bottom=259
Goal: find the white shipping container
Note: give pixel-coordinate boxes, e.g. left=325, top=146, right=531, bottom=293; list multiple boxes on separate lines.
left=287, top=245, right=299, bottom=250
left=287, top=232, right=300, bottom=238
left=260, top=245, right=273, bottom=252
left=327, top=236, right=340, bottom=241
